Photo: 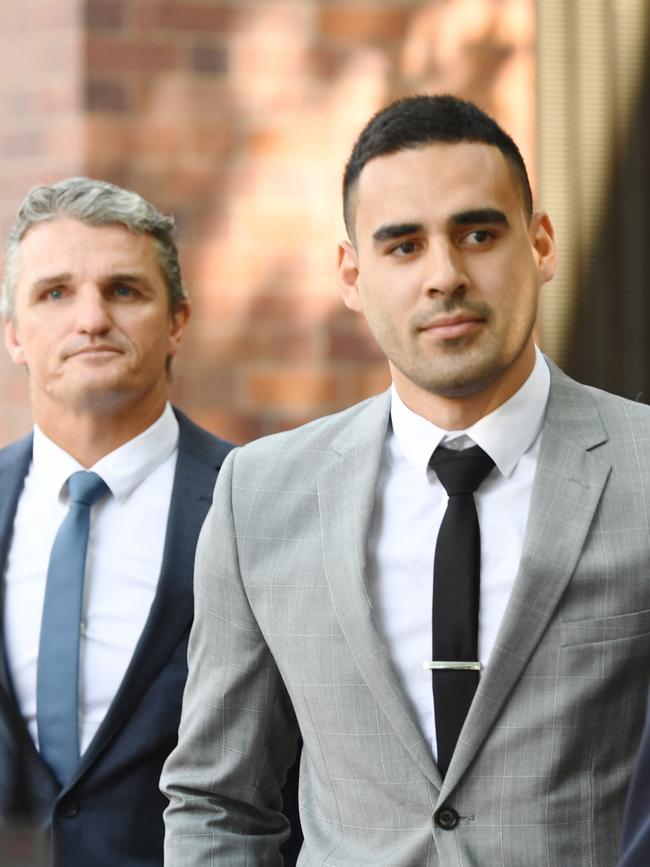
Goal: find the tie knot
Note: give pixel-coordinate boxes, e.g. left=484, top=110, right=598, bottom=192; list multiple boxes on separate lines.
left=429, top=444, right=494, bottom=496
left=66, top=471, right=109, bottom=507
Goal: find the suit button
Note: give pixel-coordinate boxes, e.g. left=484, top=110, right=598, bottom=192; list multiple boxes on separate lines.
left=435, top=806, right=459, bottom=830
left=58, top=798, right=79, bottom=818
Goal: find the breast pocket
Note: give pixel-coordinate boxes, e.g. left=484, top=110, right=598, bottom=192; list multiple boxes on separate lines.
left=560, top=607, right=650, bottom=647
left=557, top=608, right=650, bottom=731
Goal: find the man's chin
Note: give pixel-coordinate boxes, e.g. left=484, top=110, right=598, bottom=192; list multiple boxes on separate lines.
left=52, top=381, right=138, bottom=415
left=416, top=357, right=510, bottom=400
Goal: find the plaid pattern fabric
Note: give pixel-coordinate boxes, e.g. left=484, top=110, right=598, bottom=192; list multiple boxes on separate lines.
left=163, top=362, right=650, bottom=866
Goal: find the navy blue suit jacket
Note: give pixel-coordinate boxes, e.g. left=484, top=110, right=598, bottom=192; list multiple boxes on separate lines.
left=620, top=694, right=650, bottom=867
left=0, top=409, right=233, bottom=866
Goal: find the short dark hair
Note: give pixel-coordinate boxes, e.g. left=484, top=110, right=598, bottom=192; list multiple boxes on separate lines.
left=342, top=94, right=533, bottom=239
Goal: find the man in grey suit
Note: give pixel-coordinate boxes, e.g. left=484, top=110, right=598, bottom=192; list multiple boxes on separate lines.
left=162, top=95, right=650, bottom=866
left=0, top=177, right=234, bottom=866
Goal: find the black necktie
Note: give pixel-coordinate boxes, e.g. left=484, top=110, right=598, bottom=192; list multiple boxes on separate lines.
left=428, top=444, right=494, bottom=776
left=36, top=471, right=109, bottom=785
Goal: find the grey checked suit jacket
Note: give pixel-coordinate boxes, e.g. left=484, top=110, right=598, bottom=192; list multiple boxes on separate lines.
left=162, top=362, right=650, bottom=866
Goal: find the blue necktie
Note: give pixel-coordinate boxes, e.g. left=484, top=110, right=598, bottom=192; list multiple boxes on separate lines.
left=36, top=470, right=109, bottom=785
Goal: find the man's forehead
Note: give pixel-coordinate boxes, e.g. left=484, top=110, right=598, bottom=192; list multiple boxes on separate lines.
left=359, top=141, right=511, bottom=192
left=352, top=141, right=521, bottom=232
left=16, top=218, right=157, bottom=274
left=19, top=216, right=149, bottom=247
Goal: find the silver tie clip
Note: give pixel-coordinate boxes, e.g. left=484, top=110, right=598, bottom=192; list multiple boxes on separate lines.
left=422, top=661, right=482, bottom=671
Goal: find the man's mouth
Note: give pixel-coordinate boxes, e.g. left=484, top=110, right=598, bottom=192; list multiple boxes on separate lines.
left=419, top=312, right=485, bottom=340
left=68, top=344, right=122, bottom=359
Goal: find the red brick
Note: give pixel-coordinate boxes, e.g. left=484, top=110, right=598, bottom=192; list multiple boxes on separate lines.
left=190, top=323, right=322, bottom=364
left=326, top=306, right=386, bottom=360
left=327, top=330, right=384, bottom=362
left=85, top=0, right=126, bottom=30
left=318, top=2, right=412, bottom=43
left=191, top=43, right=228, bottom=74
left=133, top=123, right=184, bottom=155
left=309, top=43, right=347, bottom=79
left=157, top=2, right=235, bottom=32
left=185, top=124, right=234, bottom=158
left=259, top=411, right=323, bottom=436
left=86, top=36, right=180, bottom=73
left=346, top=364, right=392, bottom=403
left=244, top=368, right=341, bottom=409
left=129, top=74, right=232, bottom=120
left=174, top=359, right=235, bottom=404
left=268, top=332, right=323, bottom=363
left=84, top=116, right=131, bottom=158
left=185, top=408, right=264, bottom=446
left=245, top=292, right=340, bottom=325
left=236, top=2, right=312, bottom=34
left=85, top=78, right=131, bottom=111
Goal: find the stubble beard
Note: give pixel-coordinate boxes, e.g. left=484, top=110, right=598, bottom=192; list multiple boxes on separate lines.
left=394, top=318, right=535, bottom=400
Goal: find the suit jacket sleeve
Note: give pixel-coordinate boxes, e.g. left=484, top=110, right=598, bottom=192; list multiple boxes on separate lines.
left=161, top=448, right=300, bottom=866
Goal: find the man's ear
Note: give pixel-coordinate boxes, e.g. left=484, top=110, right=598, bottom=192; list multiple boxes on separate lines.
left=530, top=211, right=558, bottom=285
left=167, top=301, right=191, bottom=360
left=338, top=241, right=363, bottom=313
left=4, top=317, right=27, bottom=367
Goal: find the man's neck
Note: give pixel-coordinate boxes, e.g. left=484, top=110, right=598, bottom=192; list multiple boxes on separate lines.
left=34, top=399, right=168, bottom=467
left=390, top=344, right=537, bottom=431
left=410, top=388, right=518, bottom=431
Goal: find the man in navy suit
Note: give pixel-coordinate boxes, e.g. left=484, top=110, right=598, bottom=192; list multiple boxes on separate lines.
left=620, top=696, right=650, bottom=867
left=0, top=177, right=234, bottom=866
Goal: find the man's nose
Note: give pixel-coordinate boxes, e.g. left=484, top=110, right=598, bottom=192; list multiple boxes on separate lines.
left=421, top=240, right=469, bottom=297
left=73, top=286, right=112, bottom=333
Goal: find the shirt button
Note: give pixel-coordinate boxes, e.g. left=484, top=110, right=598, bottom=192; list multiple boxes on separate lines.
left=58, top=797, right=79, bottom=818
left=435, top=806, right=459, bottom=830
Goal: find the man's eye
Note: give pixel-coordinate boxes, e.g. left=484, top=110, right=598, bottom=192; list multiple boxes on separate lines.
left=389, top=241, right=419, bottom=256
left=465, top=230, right=494, bottom=245
left=113, top=284, right=136, bottom=298
left=46, top=288, right=65, bottom=300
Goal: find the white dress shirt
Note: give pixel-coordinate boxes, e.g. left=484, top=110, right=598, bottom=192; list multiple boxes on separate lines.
left=367, top=348, right=550, bottom=758
left=3, top=403, right=179, bottom=755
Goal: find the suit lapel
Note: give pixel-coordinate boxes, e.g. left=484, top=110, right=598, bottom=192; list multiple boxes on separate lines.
left=318, top=392, right=442, bottom=790
left=0, top=436, right=33, bottom=695
left=71, top=417, right=220, bottom=781
left=0, top=435, right=59, bottom=794
left=441, top=363, right=611, bottom=797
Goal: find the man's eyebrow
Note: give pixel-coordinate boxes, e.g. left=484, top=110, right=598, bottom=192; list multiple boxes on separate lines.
left=451, top=208, right=509, bottom=226
left=107, top=272, right=154, bottom=287
left=372, top=223, right=424, bottom=243
left=31, top=273, right=72, bottom=290
left=31, top=271, right=155, bottom=293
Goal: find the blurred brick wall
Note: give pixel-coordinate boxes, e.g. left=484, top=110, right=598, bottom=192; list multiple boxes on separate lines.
left=0, top=0, right=536, bottom=445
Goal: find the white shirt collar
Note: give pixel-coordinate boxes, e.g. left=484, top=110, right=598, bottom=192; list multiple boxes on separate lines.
left=32, top=402, right=180, bottom=503
left=390, top=346, right=550, bottom=480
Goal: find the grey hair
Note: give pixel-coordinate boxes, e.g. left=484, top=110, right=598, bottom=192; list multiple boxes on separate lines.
left=1, top=177, right=188, bottom=318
